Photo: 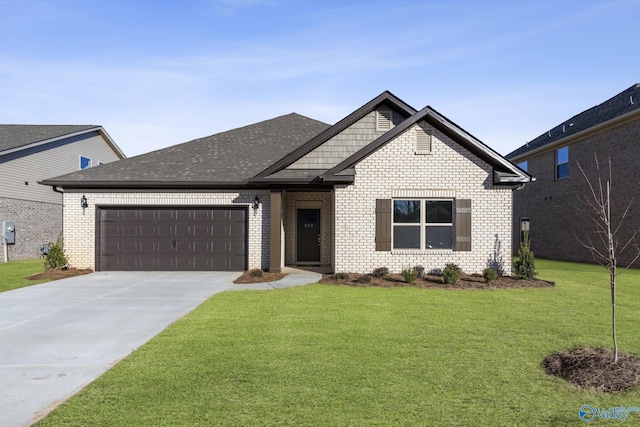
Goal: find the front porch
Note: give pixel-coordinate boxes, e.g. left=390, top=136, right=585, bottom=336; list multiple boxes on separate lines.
left=269, top=190, right=334, bottom=273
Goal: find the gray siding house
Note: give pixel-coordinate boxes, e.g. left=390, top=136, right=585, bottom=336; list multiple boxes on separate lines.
left=1, top=125, right=125, bottom=261
left=507, top=83, right=640, bottom=266
left=43, top=92, right=530, bottom=274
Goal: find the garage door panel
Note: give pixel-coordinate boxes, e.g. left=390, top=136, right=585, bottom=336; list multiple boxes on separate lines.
left=99, top=207, right=247, bottom=271
left=158, top=225, right=174, bottom=237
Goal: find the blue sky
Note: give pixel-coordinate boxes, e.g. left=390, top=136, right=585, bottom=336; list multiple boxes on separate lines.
left=1, top=0, right=638, bottom=157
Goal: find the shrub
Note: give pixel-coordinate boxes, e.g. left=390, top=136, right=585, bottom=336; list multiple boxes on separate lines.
left=334, top=272, right=349, bottom=281
left=414, top=265, right=425, bottom=279
left=514, top=231, right=536, bottom=280
left=442, top=263, right=461, bottom=284
left=401, top=266, right=419, bottom=284
left=483, top=268, right=498, bottom=283
left=249, top=269, right=263, bottom=278
left=44, top=236, right=68, bottom=270
left=356, top=275, right=372, bottom=284
left=372, top=267, right=389, bottom=278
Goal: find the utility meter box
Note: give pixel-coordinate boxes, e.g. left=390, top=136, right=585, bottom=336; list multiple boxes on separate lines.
left=2, top=221, right=15, bottom=245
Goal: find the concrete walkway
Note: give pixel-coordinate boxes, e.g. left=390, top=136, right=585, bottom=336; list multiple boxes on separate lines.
left=0, top=269, right=321, bottom=427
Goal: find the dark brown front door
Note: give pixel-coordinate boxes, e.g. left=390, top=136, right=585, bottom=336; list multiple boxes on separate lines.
left=296, top=209, right=320, bottom=264
left=98, top=207, right=246, bottom=271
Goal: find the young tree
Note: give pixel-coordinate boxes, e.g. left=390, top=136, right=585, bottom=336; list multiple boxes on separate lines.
left=576, top=155, right=640, bottom=363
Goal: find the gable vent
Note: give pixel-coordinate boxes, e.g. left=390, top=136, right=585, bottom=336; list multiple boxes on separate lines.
left=376, top=108, right=393, bottom=131
left=415, top=126, right=432, bottom=154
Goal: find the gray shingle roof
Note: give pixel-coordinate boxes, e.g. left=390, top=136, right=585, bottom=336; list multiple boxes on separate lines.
left=506, top=83, right=640, bottom=159
left=0, top=125, right=98, bottom=152
left=43, top=113, right=330, bottom=187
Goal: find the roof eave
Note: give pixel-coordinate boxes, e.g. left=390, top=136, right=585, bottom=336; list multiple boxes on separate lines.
left=508, top=104, right=640, bottom=162
left=38, top=180, right=251, bottom=189
left=0, top=126, right=126, bottom=158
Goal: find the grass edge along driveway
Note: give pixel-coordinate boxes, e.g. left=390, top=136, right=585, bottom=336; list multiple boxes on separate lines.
left=0, top=258, right=48, bottom=292
left=38, top=259, right=640, bottom=426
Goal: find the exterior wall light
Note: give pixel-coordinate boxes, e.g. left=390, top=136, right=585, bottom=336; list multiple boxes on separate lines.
left=253, top=196, right=260, bottom=210
left=81, top=195, right=88, bottom=209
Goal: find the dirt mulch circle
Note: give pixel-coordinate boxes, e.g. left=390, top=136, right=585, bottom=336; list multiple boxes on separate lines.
left=234, top=270, right=287, bottom=284
left=543, top=348, right=640, bottom=393
left=26, top=268, right=93, bottom=281
left=320, top=272, right=554, bottom=290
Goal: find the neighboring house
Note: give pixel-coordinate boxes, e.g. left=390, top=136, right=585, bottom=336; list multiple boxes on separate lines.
left=507, top=83, right=640, bottom=266
left=0, top=125, right=126, bottom=262
left=42, top=92, right=530, bottom=274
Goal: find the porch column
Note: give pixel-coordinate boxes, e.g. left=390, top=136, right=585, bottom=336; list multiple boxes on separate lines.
left=269, top=190, right=284, bottom=273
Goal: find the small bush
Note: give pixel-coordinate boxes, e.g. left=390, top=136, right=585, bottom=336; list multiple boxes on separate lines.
left=372, top=267, right=389, bottom=278
left=44, top=236, right=68, bottom=270
left=514, top=231, right=536, bottom=280
left=401, top=266, right=419, bottom=284
left=334, top=272, right=349, bottom=281
left=483, top=268, right=498, bottom=283
left=414, top=265, right=425, bottom=279
left=356, top=275, right=372, bottom=284
left=442, top=263, right=461, bottom=285
left=249, top=269, right=263, bottom=278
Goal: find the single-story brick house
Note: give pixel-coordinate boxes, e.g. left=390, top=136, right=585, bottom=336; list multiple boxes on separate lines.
left=1, top=125, right=125, bottom=262
left=42, top=92, right=531, bottom=274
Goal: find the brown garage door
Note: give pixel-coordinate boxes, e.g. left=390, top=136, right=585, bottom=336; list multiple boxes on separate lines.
left=97, top=207, right=247, bottom=271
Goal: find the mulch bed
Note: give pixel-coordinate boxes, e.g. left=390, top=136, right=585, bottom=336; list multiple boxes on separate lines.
left=320, top=272, right=554, bottom=290
left=234, top=270, right=287, bottom=284
left=27, top=268, right=93, bottom=281
left=543, top=348, right=640, bottom=393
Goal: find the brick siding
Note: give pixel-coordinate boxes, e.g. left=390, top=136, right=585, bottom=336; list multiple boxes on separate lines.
left=62, top=189, right=270, bottom=270
left=512, top=116, right=640, bottom=267
left=334, top=122, right=513, bottom=275
left=0, top=197, right=61, bottom=261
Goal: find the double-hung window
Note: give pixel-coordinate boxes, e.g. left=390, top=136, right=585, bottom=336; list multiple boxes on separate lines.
left=393, top=199, right=453, bottom=250
left=556, top=147, right=569, bottom=179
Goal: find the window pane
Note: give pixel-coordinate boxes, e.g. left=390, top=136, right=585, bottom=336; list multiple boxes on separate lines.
left=557, top=163, right=569, bottom=179
left=393, top=226, right=420, bottom=249
left=426, top=226, right=453, bottom=249
left=518, top=161, right=528, bottom=172
left=394, top=200, right=420, bottom=223
left=426, top=201, right=452, bottom=223
left=556, top=147, right=568, bottom=164
left=80, top=156, right=91, bottom=170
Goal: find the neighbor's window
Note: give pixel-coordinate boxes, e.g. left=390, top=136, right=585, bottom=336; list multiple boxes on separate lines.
left=80, top=156, right=91, bottom=170
left=518, top=160, right=528, bottom=172
left=556, top=147, right=569, bottom=179
left=393, top=199, right=453, bottom=250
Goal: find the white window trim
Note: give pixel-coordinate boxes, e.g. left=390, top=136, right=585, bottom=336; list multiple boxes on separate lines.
left=392, top=199, right=454, bottom=251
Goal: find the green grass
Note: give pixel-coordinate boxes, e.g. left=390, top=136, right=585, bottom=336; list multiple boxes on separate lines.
left=0, top=258, right=47, bottom=292
left=38, top=259, right=640, bottom=426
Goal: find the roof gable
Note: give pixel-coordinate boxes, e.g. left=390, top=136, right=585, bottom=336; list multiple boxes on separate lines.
left=323, top=106, right=531, bottom=185
left=42, top=113, right=329, bottom=188
left=507, top=83, right=640, bottom=160
left=253, top=91, right=417, bottom=180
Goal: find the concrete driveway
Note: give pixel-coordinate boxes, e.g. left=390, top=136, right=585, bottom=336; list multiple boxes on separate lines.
left=0, top=271, right=240, bottom=427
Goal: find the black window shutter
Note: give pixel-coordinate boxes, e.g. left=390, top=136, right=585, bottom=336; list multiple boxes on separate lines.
left=455, top=199, right=471, bottom=251
left=375, top=199, right=392, bottom=251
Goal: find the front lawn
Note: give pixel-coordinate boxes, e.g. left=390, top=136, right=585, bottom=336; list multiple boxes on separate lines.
left=0, top=258, right=48, bottom=292
left=38, top=260, right=640, bottom=426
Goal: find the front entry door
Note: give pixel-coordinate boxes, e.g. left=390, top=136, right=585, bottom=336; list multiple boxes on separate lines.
left=297, top=209, right=321, bottom=264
